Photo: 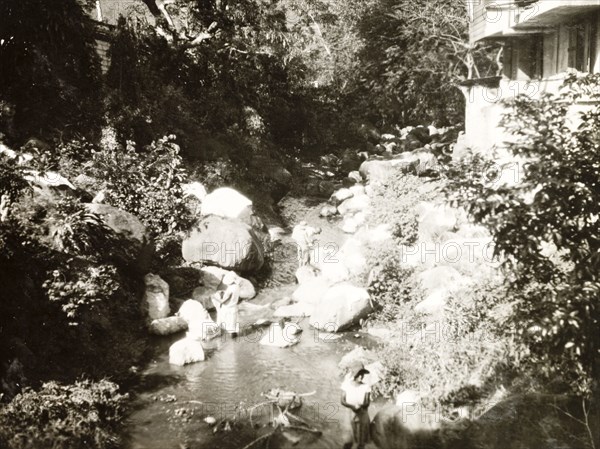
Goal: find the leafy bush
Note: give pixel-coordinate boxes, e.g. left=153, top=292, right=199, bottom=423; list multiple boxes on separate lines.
left=365, top=242, right=422, bottom=322
left=87, top=135, right=193, bottom=236
left=42, top=261, right=121, bottom=323
left=47, top=198, right=112, bottom=257
left=372, top=277, right=516, bottom=405
left=445, top=73, right=600, bottom=396
left=0, top=379, right=127, bottom=449
left=368, top=172, right=439, bottom=245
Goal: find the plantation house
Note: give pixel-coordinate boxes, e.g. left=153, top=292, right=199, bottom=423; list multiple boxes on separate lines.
left=463, top=0, right=600, bottom=152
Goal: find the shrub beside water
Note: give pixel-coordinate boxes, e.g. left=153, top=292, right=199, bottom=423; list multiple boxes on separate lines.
left=0, top=380, right=127, bottom=449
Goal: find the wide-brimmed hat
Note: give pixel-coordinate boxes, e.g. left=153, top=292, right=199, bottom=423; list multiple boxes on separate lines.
left=348, top=361, right=370, bottom=379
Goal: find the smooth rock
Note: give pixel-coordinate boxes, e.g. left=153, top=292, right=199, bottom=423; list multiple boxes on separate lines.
left=318, top=261, right=351, bottom=284
left=259, top=323, right=300, bottom=347
left=359, top=159, right=417, bottom=183
left=337, top=195, right=370, bottom=216
left=337, top=238, right=367, bottom=276
left=177, top=299, right=212, bottom=324
left=191, top=285, right=216, bottom=310
left=414, top=289, right=448, bottom=315
left=200, top=187, right=253, bottom=219
left=85, top=203, right=154, bottom=272
left=330, top=188, right=354, bottom=205
left=367, top=326, right=393, bottom=340
left=149, top=316, right=188, bottom=335
left=182, top=215, right=265, bottom=272
left=309, top=283, right=372, bottom=332
left=295, top=265, right=320, bottom=284
left=187, top=318, right=221, bottom=341
left=348, top=171, right=362, bottom=183
left=372, top=396, right=444, bottom=449
left=292, top=277, right=332, bottom=304
left=319, top=205, right=338, bottom=217
left=348, top=184, right=365, bottom=197
left=143, top=273, right=170, bottom=320
left=341, top=216, right=360, bottom=234
left=23, top=170, right=75, bottom=190
left=169, top=337, right=205, bottom=366
left=417, top=202, right=459, bottom=241
left=418, top=266, right=464, bottom=294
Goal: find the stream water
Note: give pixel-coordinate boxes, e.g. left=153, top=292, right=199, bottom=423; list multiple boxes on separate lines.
left=123, top=196, right=383, bottom=449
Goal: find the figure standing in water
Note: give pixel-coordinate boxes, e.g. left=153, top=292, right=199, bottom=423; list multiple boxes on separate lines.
left=211, top=272, right=240, bottom=337
left=341, top=362, right=371, bottom=449
left=292, top=221, right=321, bottom=268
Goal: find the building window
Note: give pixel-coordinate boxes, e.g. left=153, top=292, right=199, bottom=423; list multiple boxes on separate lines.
left=513, top=36, right=543, bottom=80
left=567, top=19, right=598, bottom=73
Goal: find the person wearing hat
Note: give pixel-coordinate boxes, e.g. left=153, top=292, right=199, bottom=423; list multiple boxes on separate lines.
left=291, top=221, right=322, bottom=268
left=211, top=272, right=240, bottom=337
left=340, top=362, right=371, bottom=449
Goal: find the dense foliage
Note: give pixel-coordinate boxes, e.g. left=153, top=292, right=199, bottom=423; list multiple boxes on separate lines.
left=87, top=136, right=193, bottom=236
left=0, top=380, right=127, bottom=449
left=355, top=0, right=496, bottom=127
left=446, top=73, right=600, bottom=396
left=0, top=0, right=103, bottom=143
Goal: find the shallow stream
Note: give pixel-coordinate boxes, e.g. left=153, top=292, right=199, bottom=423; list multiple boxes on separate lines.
left=123, top=196, right=382, bottom=449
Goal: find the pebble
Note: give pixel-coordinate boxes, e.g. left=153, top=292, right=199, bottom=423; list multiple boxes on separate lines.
left=204, top=416, right=217, bottom=425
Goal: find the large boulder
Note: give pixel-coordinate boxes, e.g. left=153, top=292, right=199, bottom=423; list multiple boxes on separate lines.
left=191, top=285, right=217, bottom=310
left=309, top=283, right=372, bottom=332
left=143, top=273, right=170, bottom=321
left=340, top=149, right=363, bottom=174
left=416, top=202, right=459, bottom=241
left=318, top=260, right=351, bottom=284
left=24, top=169, right=76, bottom=190
left=330, top=188, right=354, bottom=205
left=341, top=216, right=360, bottom=234
left=149, top=316, right=188, bottom=336
left=201, top=187, right=253, bottom=219
left=359, top=159, right=417, bottom=183
left=248, top=156, right=292, bottom=202
left=182, top=215, right=265, bottom=272
left=348, top=171, right=362, bottom=183
left=177, top=299, right=212, bottom=324
left=337, top=195, right=370, bottom=216
left=349, top=184, right=365, bottom=197
left=319, top=204, right=338, bottom=218
left=295, top=265, right=320, bottom=284
left=292, top=277, right=332, bottom=304
left=337, top=238, right=367, bottom=276
left=169, top=336, right=205, bottom=366
left=412, top=152, right=440, bottom=177
left=177, top=300, right=220, bottom=341
left=414, top=289, right=448, bottom=316
left=85, top=203, right=154, bottom=272
left=371, top=404, right=441, bottom=449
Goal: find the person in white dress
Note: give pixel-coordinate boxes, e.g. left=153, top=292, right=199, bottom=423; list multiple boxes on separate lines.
left=341, top=362, right=371, bottom=449
left=291, top=221, right=321, bottom=267
left=211, top=272, right=240, bottom=337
